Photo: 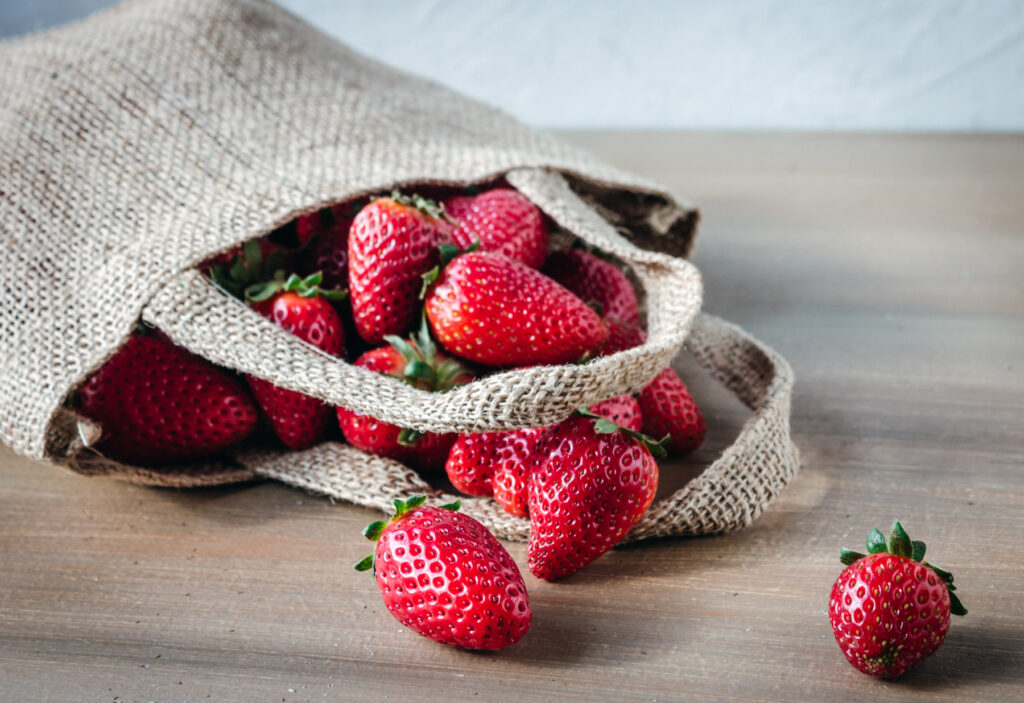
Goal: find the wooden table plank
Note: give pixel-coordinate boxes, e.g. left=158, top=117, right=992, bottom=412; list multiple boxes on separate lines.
left=2, top=133, right=1022, bottom=702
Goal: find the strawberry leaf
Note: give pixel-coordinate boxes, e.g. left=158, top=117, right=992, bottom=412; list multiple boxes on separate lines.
left=362, top=521, right=387, bottom=541
left=243, top=239, right=263, bottom=273
left=384, top=336, right=420, bottom=366
left=593, top=418, right=619, bottom=434
left=949, top=591, right=968, bottom=616
left=419, top=266, right=440, bottom=299
left=840, top=548, right=866, bottom=566
left=912, top=540, right=927, bottom=562
left=405, top=495, right=427, bottom=510
left=397, top=428, right=425, bottom=446
left=354, top=555, right=374, bottom=571
left=404, top=360, right=433, bottom=381
left=889, top=520, right=913, bottom=559
left=865, top=528, right=888, bottom=554
left=440, top=500, right=461, bottom=511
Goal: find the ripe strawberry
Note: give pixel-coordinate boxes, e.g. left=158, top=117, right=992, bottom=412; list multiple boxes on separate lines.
left=300, top=214, right=353, bottom=292
left=78, top=330, right=259, bottom=464
left=443, top=188, right=549, bottom=269
left=446, top=426, right=548, bottom=500
left=830, top=521, right=967, bottom=679
left=244, top=272, right=346, bottom=450
left=588, top=393, right=642, bottom=432
left=295, top=211, right=324, bottom=247
left=543, top=248, right=640, bottom=327
left=442, top=393, right=641, bottom=516
left=348, top=193, right=453, bottom=344
left=528, top=410, right=663, bottom=580
left=337, top=322, right=472, bottom=470
left=355, top=495, right=531, bottom=650
left=424, top=251, right=609, bottom=367
left=636, top=367, right=705, bottom=454
left=601, top=318, right=647, bottom=355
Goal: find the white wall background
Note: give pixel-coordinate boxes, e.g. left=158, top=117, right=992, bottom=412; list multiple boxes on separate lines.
left=4, top=0, right=1024, bottom=131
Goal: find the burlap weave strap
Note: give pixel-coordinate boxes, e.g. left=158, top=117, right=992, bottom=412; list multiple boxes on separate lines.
left=241, top=313, right=799, bottom=541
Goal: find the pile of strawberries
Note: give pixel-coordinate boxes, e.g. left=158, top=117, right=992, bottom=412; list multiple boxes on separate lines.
left=77, top=184, right=709, bottom=650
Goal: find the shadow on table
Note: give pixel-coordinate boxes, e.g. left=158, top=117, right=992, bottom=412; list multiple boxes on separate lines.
left=898, top=623, right=1024, bottom=690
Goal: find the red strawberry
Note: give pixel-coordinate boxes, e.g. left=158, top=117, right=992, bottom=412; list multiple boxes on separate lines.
left=588, top=393, right=642, bottom=432
left=348, top=194, right=453, bottom=344
left=78, top=331, right=259, bottom=464
left=601, top=318, right=647, bottom=355
left=337, top=323, right=472, bottom=471
left=490, top=427, right=549, bottom=517
left=446, top=426, right=548, bottom=500
left=443, top=188, right=549, bottom=269
left=543, top=248, right=640, bottom=326
left=356, top=496, right=531, bottom=650
left=295, top=211, right=324, bottom=247
left=300, top=215, right=353, bottom=292
left=636, top=367, right=705, bottom=454
left=424, top=251, right=609, bottom=367
left=528, top=411, right=662, bottom=580
left=244, top=273, right=346, bottom=450
left=481, top=395, right=639, bottom=517
left=830, top=521, right=966, bottom=679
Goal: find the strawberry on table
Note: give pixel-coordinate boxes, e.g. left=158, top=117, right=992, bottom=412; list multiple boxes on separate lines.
left=528, top=409, right=663, bottom=581
left=544, top=247, right=640, bottom=327
left=355, top=495, right=531, bottom=650
left=830, top=521, right=966, bottom=679
left=337, top=321, right=473, bottom=471
left=443, top=187, right=549, bottom=269
left=245, top=272, right=346, bottom=450
left=348, top=193, right=453, bottom=344
left=424, top=250, right=609, bottom=367
left=78, top=330, right=259, bottom=464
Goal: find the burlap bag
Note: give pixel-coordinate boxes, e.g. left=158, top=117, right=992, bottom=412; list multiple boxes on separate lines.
left=0, top=0, right=800, bottom=540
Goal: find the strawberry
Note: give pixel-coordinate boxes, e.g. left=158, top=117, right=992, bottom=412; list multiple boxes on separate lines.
left=443, top=188, right=548, bottom=269
left=543, top=248, right=640, bottom=327
left=636, top=367, right=705, bottom=454
left=355, top=495, right=531, bottom=650
left=424, top=251, right=609, bottom=367
left=601, top=318, right=647, bottom=355
left=337, top=321, right=472, bottom=470
left=348, top=193, right=453, bottom=344
left=830, top=521, right=967, bottom=679
left=489, top=427, right=549, bottom=517
left=244, top=272, right=346, bottom=449
left=295, top=211, right=324, bottom=248
left=588, top=393, right=642, bottom=432
left=78, top=330, right=259, bottom=464
left=300, top=214, right=353, bottom=292
left=446, top=426, right=548, bottom=500
left=528, top=410, right=663, bottom=580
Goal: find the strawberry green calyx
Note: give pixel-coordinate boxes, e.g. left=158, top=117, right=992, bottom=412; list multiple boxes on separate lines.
left=354, top=495, right=461, bottom=571
left=385, top=316, right=471, bottom=447
left=575, top=407, right=669, bottom=458
left=383, top=315, right=471, bottom=394
left=391, top=190, right=449, bottom=222
left=419, top=239, right=481, bottom=298
left=244, top=270, right=347, bottom=303
left=210, top=239, right=288, bottom=298
left=840, top=520, right=967, bottom=616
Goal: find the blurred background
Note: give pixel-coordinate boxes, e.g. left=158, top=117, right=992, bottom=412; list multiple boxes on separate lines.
left=2, top=0, right=1022, bottom=131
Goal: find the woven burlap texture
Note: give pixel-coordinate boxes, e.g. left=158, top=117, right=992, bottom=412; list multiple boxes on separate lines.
left=0, top=0, right=799, bottom=539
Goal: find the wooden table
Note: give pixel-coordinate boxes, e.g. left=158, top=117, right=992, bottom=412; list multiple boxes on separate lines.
left=2, top=133, right=1022, bottom=702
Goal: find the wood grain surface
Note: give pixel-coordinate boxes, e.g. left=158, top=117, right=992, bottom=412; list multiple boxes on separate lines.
left=1, top=133, right=1022, bottom=702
